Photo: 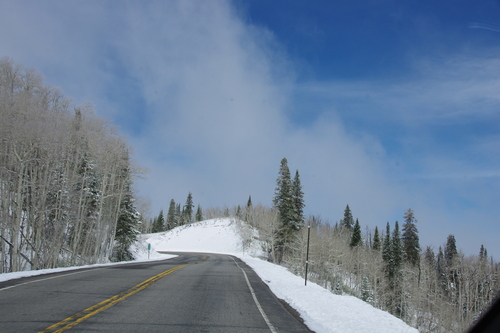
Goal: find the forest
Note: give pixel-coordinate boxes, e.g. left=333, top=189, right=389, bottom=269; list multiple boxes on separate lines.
left=239, top=158, right=499, bottom=332
left=0, top=58, right=141, bottom=272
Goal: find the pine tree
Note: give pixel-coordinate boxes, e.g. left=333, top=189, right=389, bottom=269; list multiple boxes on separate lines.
left=373, top=226, right=381, bottom=251
left=113, top=171, right=140, bottom=261
left=436, top=246, right=447, bottom=291
left=291, top=170, right=305, bottom=230
left=402, top=208, right=420, bottom=267
left=272, top=158, right=300, bottom=262
left=479, top=244, right=488, bottom=260
left=273, top=158, right=294, bottom=227
left=183, top=192, right=194, bottom=224
left=166, top=199, right=176, bottom=230
left=445, top=234, right=457, bottom=267
left=383, top=221, right=403, bottom=292
left=350, top=218, right=362, bottom=248
left=196, top=204, right=203, bottom=222
left=175, top=203, right=182, bottom=225
left=382, top=222, right=391, bottom=263
left=245, top=195, right=252, bottom=223
left=392, top=221, right=403, bottom=272
left=341, top=205, right=354, bottom=230
left=273, top=159, right=293, bottom=233
left=151, top=210, right=165, bottom=233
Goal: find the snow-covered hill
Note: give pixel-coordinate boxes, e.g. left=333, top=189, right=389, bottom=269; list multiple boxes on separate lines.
left=139, top=218, right=418, bottom=333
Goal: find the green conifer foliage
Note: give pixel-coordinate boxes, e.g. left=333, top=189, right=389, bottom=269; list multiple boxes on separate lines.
left=350, top=218, right=362, bottom=248
left=273, top=158, right=293, bottom=238
left=341, top=205, right=354, bottom=230
left=183, top=192, right=194, bottom=224
left=166, top=199, right=176, bottom=230
left=291, top=170, right=305, bottom=230
left=151, top=210, right=165, bottom=233
left=373, top=226, right=381, bottom=251
left=392, top=221, right=403, bottom=271
left=445, top=234, right=458, bottom=267
left=402, top=208, right=420, bottom=267
left=382, top=222, right=391, bottom=263
left=113, top=172, right=140, bottom=261
left=272, top=158, right=305, bottom=261
left=196, top=204, right=203, bottom=222
left=175, top=203, right=182, bottom=225
left=273, top=158, right=294, bottom=227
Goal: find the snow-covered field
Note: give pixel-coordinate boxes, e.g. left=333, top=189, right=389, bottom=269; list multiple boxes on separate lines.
left=1, top=218, right=418, bottom=332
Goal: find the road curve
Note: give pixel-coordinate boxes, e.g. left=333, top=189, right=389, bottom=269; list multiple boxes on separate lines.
left=0, top=253, right=312, bottom=332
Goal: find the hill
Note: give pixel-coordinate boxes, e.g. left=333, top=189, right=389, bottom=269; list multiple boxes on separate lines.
left=138, top=218, right=418, bottom=333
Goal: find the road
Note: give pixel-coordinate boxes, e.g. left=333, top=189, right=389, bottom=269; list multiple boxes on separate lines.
left=0, top=253, right=312, bottom=332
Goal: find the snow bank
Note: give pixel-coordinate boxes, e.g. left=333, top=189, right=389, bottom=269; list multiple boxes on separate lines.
left=242, top=256, right=417, bottom=333
left=145, top=218, right=263, bottom=257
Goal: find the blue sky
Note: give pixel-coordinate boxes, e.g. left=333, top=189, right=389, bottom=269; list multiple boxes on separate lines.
left=1, top=0, right=499, bottom=259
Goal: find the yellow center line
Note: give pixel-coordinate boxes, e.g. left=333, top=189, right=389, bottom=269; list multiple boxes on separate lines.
left=38, top=263, right=193, bottom=333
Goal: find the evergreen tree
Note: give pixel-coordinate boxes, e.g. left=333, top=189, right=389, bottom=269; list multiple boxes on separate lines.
left=402, top=208, right=420, bottom=266
left=245, top=195, right=252, bottom=222
left=272, top=158, right=302, bottom=261
left=436, top=246, right=447, bottom=291
left=273, top=159, right=293, bottom=234
left=389, top=221, right=404, bottom=317
left=113, top=170, right=140, bottom=261
left=166, top=199, right=176, bottom=230
left=196, top=204, right=203, bottom=222
left=175, top=203, right=182, bottom=225
left=183, top=192, right=194, bottom=224
left=445, top=234, right=458, bottom=267
left=151, top=210, right=165, bottom=233
left=479, top=244, right=488, bottom=260
left=392, top=221, right=403, bottom=272
left=350, top=218, right=362, bottom=248
left=291, top=170, right=305, bottom=230
left=273, top=158, right=294, bottom=228
left=382, top=222, right=391, bottom=263
left=383, top=221, right=403, bottom=292
left=372, top=226, right=381, bottom=251
left=341, top=205, right=354, bottom=230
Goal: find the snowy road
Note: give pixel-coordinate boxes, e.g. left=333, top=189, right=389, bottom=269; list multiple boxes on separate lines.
left=0, top=253, right=311, bottom=332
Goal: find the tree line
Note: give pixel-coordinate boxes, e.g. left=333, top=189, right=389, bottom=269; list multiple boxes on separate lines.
left=0, top=58, right=142, bottom=271
left=236, top=157, right=499, bottom=332
left=148, top=192, right=204, bottom=233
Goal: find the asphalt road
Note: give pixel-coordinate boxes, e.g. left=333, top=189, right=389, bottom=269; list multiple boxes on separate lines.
left=0, top=253, right=312, bottom=332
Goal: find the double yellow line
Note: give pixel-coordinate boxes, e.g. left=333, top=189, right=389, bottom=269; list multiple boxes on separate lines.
left=39, top=264, right=188, bottom=333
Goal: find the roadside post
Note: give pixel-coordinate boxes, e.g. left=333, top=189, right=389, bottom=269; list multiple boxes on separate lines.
left=305, top=225, right=311, bottom=286
left=148, top=243, right=151, bottom=259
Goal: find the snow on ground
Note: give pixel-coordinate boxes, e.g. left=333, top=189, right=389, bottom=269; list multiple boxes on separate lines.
left=0, top=243, right=175, bottom=283
left=1, top=218, right=417, bottom=333
left=144, top=218, right=418, bottom=333
left=144, top=218, right=258, bottom=255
